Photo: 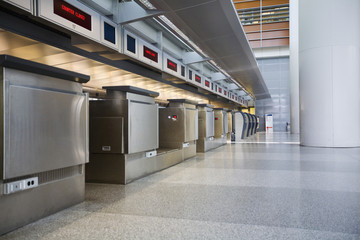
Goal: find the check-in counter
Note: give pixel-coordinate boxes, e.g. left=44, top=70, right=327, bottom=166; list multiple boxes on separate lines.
left=159, top=99, right=198, bottom=160
left=0, top=55, right=89, bottom=235
left=86, top=86, right=161, bottom=184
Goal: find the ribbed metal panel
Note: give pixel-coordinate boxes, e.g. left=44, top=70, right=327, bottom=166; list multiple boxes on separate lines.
left=3, top=165, right=83, bottom=184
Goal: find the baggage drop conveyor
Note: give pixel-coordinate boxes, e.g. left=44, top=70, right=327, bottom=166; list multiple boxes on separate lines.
left=86, top=86, right=163, bottom=184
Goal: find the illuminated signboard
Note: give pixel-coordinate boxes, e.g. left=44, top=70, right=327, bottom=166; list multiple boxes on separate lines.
left=219, top=87, right=222, bottom=93
left=195, top=74, right=201, bottom=83
left=205, top=80, right=210, bottom=87
left=224, top=90, right=227, bottom=95
left=54, top=0, right=92, bottom=31
left=232, top=95, right=234, bottom=99
left=143, top=46, right=158, bottom=62
left=167, top=59, right=177, bottom=71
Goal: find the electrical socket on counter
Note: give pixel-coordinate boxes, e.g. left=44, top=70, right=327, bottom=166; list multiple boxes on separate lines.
left=4, top=177, right=39, bottom=194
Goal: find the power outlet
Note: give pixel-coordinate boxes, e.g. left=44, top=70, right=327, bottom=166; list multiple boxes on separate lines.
left=183, top=142, right=190, bottom=148
left=145, top=150, right=157, bottom=158
left=4, top=177, right=39, bottom=195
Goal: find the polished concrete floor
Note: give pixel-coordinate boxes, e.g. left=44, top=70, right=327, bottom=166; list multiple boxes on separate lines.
left=2, top=133, right=360, bottom=240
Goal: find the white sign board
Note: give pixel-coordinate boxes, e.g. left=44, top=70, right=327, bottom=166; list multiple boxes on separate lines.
left=265, top=114, right=273, bottom=133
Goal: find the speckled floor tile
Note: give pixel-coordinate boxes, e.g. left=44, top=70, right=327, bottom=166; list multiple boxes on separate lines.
left=2, top=133, right=360, bottom=239
left=2, top=212, right=360, bottom=240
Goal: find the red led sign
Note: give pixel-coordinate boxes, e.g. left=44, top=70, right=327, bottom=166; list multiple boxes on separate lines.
left=219, top=87, right=222, bottom=93
left=232, top=95, right=234, bottom=99
left=224, top=90, right=227, bottom=95
left=54, top=0, right=92, bottom=31
left=215, top=117, right=219, bottom=120
left=195, top=74, right=201, bottom=83
left=205, top=80, right=210, bottom=87
left=167, top=59, right=177, bottom=71
left=143, top=46, right=158, bottom=62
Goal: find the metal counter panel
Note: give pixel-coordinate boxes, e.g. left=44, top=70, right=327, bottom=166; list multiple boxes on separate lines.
left=185, top=108, right=198, bottom=141
left=90, top=117, right=124, bottom=154
left=223, top=112, right=228, bottom=134
left=4, top=85, right=87, bottom=179
left=128, top=101, right=158, bottom=154
left=206, top=111, right=215, bottom=138
left=159, top=108, right=185, bottom=143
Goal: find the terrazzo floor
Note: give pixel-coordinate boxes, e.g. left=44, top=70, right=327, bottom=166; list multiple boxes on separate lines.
left=2, top=132, right=360, bottom=239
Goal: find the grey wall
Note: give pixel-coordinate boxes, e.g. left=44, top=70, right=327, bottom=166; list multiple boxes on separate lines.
left=255, top=57, right=290, bottom=132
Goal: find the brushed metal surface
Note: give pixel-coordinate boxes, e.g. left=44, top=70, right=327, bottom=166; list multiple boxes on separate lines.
left=214, top=110, right=225, bottom=138
left=5, top=85, right=87, bottom=179
left=206, top=110, right=215, bottom=138
left=0, top=172, right=85, bottom=235
left=128, top=100, right=159, bottom=154
left=159, top=108, right=185, bottom=144
left=185, top=108, right=198, bottom=141
left=90, top=117, right=124, bottom=154
left=159, top=104, right=198, bottom=145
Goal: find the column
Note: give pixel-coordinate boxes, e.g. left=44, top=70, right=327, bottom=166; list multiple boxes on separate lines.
left=289, top=0, right=299, bottom=134
left=299, top=0, right=360, bottom=147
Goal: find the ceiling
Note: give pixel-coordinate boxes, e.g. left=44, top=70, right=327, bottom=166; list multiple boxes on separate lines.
left=0, top=29, right=212, bottom=104
left=147, top=0, right=271, bottom=100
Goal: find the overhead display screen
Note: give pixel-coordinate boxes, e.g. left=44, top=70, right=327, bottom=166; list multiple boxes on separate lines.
left=205, top=80, right=210, bottom=87
left=143, top=46, right=158, bottom=62
left=181, top=66, right=185, bottom=77
left=127, top=35, right=136, bottom=53
left=195, top=74, right=201, bottom=83
left=224, top=90, right=227, bottom=95
left=104, top=22, right=115, bottom=44
left=219, top=87, right=222, bottom=93
left=54, top=0, right=92, bottom=31
left=167, top=59, right=177, bottom=71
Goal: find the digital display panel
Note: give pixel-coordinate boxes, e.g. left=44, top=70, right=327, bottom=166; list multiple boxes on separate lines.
left=205, top=80, right=210, bottom=87
left=127, top=35, right=136, bottom=53
left=181, top=66, right=185, bottom=77
left=219, top=87, right=222, bottom=93
left=143, top=46, right=158, bottom=62
left=232, top=95, right=234, bottom=99
left=104, top=22, right=115, bottom=44
left=224, top=90, right=227, bottom=95
left=54, top=0, right=92, bottom=31
left=195, top=74, right=201, bottom=83
left=167, top=59, right=177, bottom=71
